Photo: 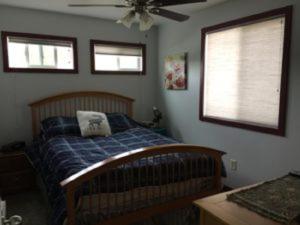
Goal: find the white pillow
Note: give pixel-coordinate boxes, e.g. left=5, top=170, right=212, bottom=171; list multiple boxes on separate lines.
left=76, top=111, right=112, bottom=137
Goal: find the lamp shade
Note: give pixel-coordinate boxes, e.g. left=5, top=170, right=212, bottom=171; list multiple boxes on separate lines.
left=139, top=11, right=154, bottom=31
left=117, top=10, right=136, bottom=28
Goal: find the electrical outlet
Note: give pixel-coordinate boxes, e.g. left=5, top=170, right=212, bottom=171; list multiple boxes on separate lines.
left=230, top=159, right=238, bottom=171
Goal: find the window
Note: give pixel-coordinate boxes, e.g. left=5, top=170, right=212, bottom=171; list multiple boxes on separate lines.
left=90, top=40, right=146, bottom=75
left=200, top=6, right=292, bottom=136
left=1, top=32, right=78, bottom=73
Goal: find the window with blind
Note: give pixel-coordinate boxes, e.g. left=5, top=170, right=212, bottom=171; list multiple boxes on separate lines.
left=91, top=40, right=146, bottom=75
left=200, top=6, right=292, bottom=136
left=1, top=32, right=78, bottom=73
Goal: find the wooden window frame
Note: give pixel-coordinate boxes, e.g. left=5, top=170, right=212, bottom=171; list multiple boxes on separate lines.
left=199, top=6, right=293, bottom=136
left=90, top=40, right=146, bottom=75
left=1, top=31, right=78, bottom=73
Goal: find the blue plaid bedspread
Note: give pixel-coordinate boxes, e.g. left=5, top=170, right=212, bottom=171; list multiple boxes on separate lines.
left=26, top=127, right=224, bottom=225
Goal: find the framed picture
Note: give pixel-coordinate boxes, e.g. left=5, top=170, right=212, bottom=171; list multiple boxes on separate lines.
left=164, top=53, right=187, bottom=90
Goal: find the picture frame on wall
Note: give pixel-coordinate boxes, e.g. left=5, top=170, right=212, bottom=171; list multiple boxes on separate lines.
left=164, top=52, right=188, bottom=90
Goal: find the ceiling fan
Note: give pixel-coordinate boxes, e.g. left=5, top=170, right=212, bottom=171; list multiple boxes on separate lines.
left=68, top=0, right=207, bottom=31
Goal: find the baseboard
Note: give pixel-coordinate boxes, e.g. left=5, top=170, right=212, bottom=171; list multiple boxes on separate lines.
left=222, top=185, right=233, bottom=192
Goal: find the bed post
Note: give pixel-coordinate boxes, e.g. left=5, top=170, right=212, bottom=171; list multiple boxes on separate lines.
left=31, top=107, right=37, bottom=137
left=128, top=101, right=133, bottom=117
left=66, top=186, right=76, bottom=225
left=214, top=154, right=222, bottom=192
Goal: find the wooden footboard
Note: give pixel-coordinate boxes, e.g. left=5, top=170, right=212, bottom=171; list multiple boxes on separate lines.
left=60, top=144, right=223, bottom=225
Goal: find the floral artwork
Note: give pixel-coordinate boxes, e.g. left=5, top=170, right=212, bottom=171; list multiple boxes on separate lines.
left=164, top=53, right=187, bottom=90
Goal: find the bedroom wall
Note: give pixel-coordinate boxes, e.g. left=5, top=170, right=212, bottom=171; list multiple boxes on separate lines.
left=157, top=0, right=300, bottom=187
left=0, top=5, right=158, bottom=146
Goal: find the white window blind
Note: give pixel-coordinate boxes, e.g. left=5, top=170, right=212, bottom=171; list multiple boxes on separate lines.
left=203, top=16, right=286, bottom=129
left=8, top=36, right=72, bottom=47
left=94, top=44, right=142, bottom=56
left=93, top=42, right=144, bottom=73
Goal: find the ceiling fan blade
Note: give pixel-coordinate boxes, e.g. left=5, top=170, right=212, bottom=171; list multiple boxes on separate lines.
left=69, top=0, right=124, bottom=4
left=149, top=8, right=189, bottom=22
left=150, top=0, right=206, bottom=7
left=68, top=4, right=129, bottom=7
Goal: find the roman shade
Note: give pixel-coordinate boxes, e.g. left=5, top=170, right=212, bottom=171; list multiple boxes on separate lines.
left=94, top=44, right=143, bottom=56
left=200, top=6, right=292, bottom=135
left=8, top=36, right=72, bottom=47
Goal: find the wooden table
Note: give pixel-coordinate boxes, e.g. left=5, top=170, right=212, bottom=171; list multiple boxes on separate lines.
left=194, top=184, right=299, bottom=225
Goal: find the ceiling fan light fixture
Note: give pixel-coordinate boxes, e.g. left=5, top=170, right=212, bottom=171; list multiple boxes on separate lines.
left=139, top=11, right=154, bottom=31
left=117, top=10, right=136, bottom=28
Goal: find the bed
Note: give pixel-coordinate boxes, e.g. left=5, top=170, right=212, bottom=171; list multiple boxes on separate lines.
left=27, top=91, right=225, bottom=225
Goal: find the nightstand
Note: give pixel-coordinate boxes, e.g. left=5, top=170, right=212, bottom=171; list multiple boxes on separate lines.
left=150, top=127, right=168, bottom=136
left=194, top=184, right=288, bottom=225
left=0, top=149, right=35, bottom=196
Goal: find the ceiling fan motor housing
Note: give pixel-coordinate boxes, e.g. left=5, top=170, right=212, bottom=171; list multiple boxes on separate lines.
left=135, top=0, right=148, bottom=14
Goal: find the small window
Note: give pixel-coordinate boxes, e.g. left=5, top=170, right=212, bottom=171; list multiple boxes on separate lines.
left=1, top=31, right=78, bottom=73
left=91, top=40, right=146, bottom=75
left=200, top=6, right=292, bottom=136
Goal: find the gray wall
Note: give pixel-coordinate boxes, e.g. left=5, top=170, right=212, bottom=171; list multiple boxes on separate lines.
left=1, top=0, right=299, bottom=188
left=158, top=0, right=300, bottom=187
left=0, top=5, right=158, bottom=146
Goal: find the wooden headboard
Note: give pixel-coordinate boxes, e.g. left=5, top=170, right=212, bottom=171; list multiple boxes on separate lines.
left=29, top=91, right=135, bottom=137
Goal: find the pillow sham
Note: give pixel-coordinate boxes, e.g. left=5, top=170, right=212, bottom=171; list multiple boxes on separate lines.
left=77, top=111, right=112, bottom=137
left=106, top=113, right=140, bottom=133
left=41, top=116, right=81, bottom=139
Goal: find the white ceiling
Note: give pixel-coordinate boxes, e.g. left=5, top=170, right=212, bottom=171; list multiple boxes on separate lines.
left=0, top=0, right=227, bottom=24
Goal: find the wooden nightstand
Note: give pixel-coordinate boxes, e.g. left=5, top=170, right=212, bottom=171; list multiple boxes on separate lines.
left=194, top=184, right=299, bottom=225
left=0, top=149, right=35, bottom=196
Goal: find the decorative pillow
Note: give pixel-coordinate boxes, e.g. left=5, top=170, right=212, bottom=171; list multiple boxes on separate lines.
left=106, top=113, right=140, bottom=133
left=77, top=111, right=112, bottom=137
left=41, top=116, right=81, bottom=139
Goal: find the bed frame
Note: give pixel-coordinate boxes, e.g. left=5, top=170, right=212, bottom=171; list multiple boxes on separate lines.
left=29, top=91, right=222, bottom=225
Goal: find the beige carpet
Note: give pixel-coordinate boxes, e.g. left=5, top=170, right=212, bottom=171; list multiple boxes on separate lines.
left=4, top=189, right=49, bottom=225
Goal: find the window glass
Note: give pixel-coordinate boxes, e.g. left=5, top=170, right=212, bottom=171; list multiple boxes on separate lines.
left=2, top=32, right=77, bottom=72
left=95, top=55, right=119, bottom=71
left=8, top=43, right=27, bottom=68
left=28, top=44, right=41, bottom=66
left=56, top=46, right=73, bottom=69
left=91, top=41, right=145, bottom=74
left=119, top=55, right=141, bottom=70
left=42, top=45, right=55, bottom=67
